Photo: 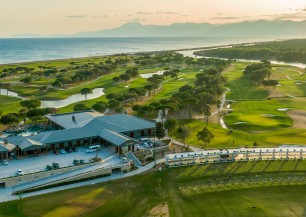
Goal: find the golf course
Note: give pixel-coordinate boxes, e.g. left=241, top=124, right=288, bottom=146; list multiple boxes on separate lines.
left=1, top=44, right=306, bottom=217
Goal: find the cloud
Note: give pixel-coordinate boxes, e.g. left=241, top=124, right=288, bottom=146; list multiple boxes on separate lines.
left=136, top=12, right=153, bottom=15
left=135, top=11, right=180, bottom=16
left=128, top=18, right=147, bottom=22
left=211, top=16, right=248, bottom=20
left=157, top=11, right=179, bottom=15
left=66, top=15, right=86, bottom=19
left=265, top=10, right=306, bottom=20
left=92, top=15, right=108, bottom=19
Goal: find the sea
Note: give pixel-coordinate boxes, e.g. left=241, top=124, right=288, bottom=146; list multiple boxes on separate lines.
left=0, top=37, right=269, bottom=64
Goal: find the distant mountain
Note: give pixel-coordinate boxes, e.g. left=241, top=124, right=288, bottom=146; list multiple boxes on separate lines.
left=74, top=22, right=215, bottom=37
left=9, top=19, right=306, bottom=38
left=72, top=20, right=306, bottom=38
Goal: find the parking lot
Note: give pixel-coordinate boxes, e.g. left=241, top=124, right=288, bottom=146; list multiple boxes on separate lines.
left=0, top=146, right=122, bottom=178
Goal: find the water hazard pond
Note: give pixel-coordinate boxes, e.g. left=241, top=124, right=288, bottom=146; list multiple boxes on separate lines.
left=0, top=88, right=105, bottom=108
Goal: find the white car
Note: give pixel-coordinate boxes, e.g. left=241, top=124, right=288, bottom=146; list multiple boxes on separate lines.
left=3, top=160, right=8, bottom=166
left=59, top=149, right=66, bottom=154
left=17, top=169, right=24, bottom=175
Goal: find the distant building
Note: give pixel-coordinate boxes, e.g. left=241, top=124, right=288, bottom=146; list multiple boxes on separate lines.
left=0, top=112, right=156, bottom=159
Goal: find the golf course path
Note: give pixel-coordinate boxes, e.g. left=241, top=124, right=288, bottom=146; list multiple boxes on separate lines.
left=286, top=70, right=302, bottom=80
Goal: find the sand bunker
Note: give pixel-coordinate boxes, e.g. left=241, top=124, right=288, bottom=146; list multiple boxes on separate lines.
left=277, top=108, right=290, bottom=111
left=261, top=114, right=275, bottom=117
left=287, top=110, right=306, bottom=129
left=234, top=122, right=247, bottom=125
left=147, top=203, right=169, bottom=217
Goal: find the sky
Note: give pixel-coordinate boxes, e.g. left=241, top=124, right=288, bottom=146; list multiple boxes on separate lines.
left=1, top=0, right=306, bottom=37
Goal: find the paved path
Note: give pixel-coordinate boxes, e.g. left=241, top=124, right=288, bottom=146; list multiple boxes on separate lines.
left=286, top=70, right=302, bottom=80
left=166, top=136, right=203, bottom=152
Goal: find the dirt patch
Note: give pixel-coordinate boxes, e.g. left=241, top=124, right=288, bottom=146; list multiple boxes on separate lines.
left=145, top=203, right=169, bottom=217
left=268, top=88, right=287, bottom=98
left=287, top=110, right=306, bottom=129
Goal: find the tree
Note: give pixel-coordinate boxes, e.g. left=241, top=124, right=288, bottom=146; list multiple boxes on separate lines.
left=80, top=88, right=93, bottom=100
left=18, top=108, right=27, bottom=117
left=52, top=79, right=62, bottom=88
left=0, top=113, right=19, bottom=127
left=144, top=84, right=153, bottom=96
left=203, top=104, right=211, bottom=125
left=20, top=77, right=32, bottom=86
left=119, top=73, right=130, bottom=82
left=20, top=100, right=41, bottom=109
left=155, top=122, right=165, bottom=139
left=176, top=125, right=191, bottom=146
left=197, top=127, right=214, bottom=148
left=112, top=76, right=120, bottom=83
left=73, top=103, right=88, bottom=111
left=26, top=108, right=47, bottom=121
left=92, top=102, right=106, bottom=113
left=164, top=118, right=178, bottom=136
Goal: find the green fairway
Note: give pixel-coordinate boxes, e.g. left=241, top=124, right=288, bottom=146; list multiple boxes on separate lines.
left=1, top=161, right=306, bottom=217
left=224, top=100, right=293, bottom=131
left=224, top=62, right=269, bottom=101
left=172, top=119, right=306, bottom=148
left=0, top=95, right=22, bottom=116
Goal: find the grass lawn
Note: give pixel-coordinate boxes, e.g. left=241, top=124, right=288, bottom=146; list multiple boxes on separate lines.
left=0, top=96, right=22, bottom=115
left=145, top=69, right=198, bottom=104
left=224, top=100, right=293, bottom=131
left=224, top=62, right=269, bottom=101
left=58, top=74, right=148, bottom=113
left=172, top=119, right=306, bottom=148
left=1, top=161, right=306, bottom=217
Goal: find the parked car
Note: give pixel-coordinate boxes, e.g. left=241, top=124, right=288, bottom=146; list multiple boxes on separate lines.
left=53, top=150, right=59, bottom=155
left=72, top=147, right=78, bottom=152
left=73, top=159, right=80, bottom=165
left=46, top=165, right=53, bottom=170
left=59, top=149, right=66, bottom=154
left=65, top=148, right=73, bottom=153
left=3, top=160, right=8, bottom=166
left=86, top=145, right=101, bottom=153
left=80, top=159, right=85, bottom=164
left=17, top=169, right=24, bottom=175
left=52, top=162, right=60, bottom=169
left=138, top=138, right=150, bottom=143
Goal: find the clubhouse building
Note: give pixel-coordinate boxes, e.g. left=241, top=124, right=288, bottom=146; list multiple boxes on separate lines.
left=0, top=111, right=156, bottom=160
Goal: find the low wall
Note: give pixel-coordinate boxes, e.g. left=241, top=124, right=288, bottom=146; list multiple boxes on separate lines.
left=13, top=163, right=132, bottom=194
left=0, top=163, right=96, bottom=187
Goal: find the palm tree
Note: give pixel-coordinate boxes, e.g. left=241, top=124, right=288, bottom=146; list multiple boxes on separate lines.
left=80, top=88, right=93, bottom=100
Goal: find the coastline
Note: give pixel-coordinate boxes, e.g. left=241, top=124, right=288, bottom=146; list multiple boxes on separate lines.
left=0, top=41, right=261, bottom=66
